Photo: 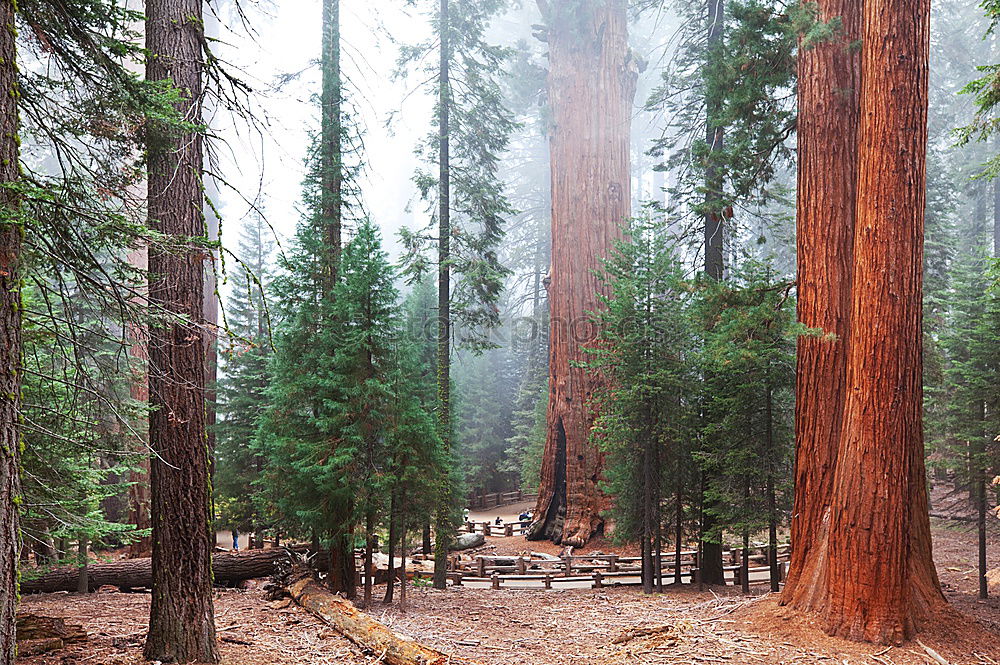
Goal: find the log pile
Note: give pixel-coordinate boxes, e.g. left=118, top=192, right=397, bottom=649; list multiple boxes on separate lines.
left=21, top=548, right=296, bottom=593
left=16, top=613, right=87, bottom=655
left=285, top=566, right=474, bottom=665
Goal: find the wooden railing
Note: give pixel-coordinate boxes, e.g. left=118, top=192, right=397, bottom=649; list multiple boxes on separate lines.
left=467, top=489, right=538, bottom=511
left=419, top=545, right=793, bottom=590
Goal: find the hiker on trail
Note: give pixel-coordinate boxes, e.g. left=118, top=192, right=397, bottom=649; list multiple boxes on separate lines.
left=232, top=528, right=240, bottom=552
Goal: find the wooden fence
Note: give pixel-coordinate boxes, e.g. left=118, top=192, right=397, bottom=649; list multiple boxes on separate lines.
left=467, top=489, right=538, bottom=511
left=415, top=544, right=792, bottom=591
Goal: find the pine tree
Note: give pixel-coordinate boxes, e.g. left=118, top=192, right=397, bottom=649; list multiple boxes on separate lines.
left=399, top=0, right=516, bottom=587
left=215, top=213, right=276, bottom=547
left=588, top=216, right=697, bottom=593
left=698, top=261, right=796, bottom=594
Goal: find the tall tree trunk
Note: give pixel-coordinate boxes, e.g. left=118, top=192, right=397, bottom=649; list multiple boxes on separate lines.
left=780, top=0, right=861, bottom=609
left=698, top=0, right=727, bottom=586
left=977, top=431, right=988, bottom=600
left=143, top=0, right=219, bottom=660
left=433, top=0, right=454, bottom=590
left=322, top=0, right=343, bottom=280
left=529, top=0, right=637, bottom=547
left=126, top=246, right=151, bottom=559
left=0, top=1, right=22, bottom=658
left=364, top=511, right=374, bottom=608
left=674, top=490, right=683, bottom=585
left=384, top=489, right=397, bottom=604
left=821, top=0, right=944, bottom=642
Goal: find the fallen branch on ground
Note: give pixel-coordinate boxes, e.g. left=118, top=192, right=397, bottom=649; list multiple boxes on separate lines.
left=286, top=565, right=476, bottom=665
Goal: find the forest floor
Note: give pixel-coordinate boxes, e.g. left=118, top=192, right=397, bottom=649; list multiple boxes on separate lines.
left=16, top=493, right=1000, bottom=664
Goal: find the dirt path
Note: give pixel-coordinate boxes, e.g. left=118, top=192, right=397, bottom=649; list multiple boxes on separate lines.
left=15, top=523, right=1000, bottom=664
left=17, top=585, right=369, bottom=665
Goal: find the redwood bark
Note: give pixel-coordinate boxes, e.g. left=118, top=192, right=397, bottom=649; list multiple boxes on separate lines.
left=786, top=0, right=945, bottom=642
left=780, top=0, right=860, bottom=608
left=144, top=0, right=219, bottom=661
left=529, top=0, right=637, bottom=547
left=822, top=0, right=942, bottom=642
left=0, top=1, right=20, bottom=660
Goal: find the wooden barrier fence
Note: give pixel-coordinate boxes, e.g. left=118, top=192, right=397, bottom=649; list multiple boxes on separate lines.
left=467, top=489, right=538, bottom=511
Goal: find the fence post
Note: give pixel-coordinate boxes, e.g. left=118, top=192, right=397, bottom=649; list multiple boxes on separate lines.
left=563, top=555, right=573, bottom=578
left=453, top=572, right=463, bottom=587
left=516, top=557, right=527, bottom=575
left=477, top=556, right=486, bottom=578
left=491, top=572, right=501, bottom=590
left=592, top=571, right=603, bottom=589
left=505, top=524, right=513, bottom=537
left=608, top=555, right=618, bottom=573
left=544, top=575, right=552, bottom=589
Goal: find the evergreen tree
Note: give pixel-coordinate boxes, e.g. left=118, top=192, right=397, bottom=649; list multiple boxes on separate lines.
left=398, top=0, right=516, bottom=587
left=588, top=216, right=698, bottom=594
left=215, top=213, right=276, bottom=547
left=697, top=260, right=796, bottom=594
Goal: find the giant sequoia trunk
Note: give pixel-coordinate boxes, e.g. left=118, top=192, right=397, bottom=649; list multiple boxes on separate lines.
left=528, top=0, right=637, bottom=547
left=144, top=0, right=219, bottom=662
left=0, top=2, right=20, bottom=660
left=780, top=0, right=861, bottom=609
left=823, top=0, right=942, bottom=641
left=784, top=0, right=945, bottom=644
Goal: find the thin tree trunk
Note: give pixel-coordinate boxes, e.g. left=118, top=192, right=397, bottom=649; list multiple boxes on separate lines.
left=530, top=0, right=637, bottom=547
left=143, top=0, right=218, bottom=660
left=322, top=0, right=343, bottom=280
left=364, top=511, right=374, bottom=608
left=399, top=512, right=408, bottom=613
left=766, top=382, right=779, bottom=593
left=976, top=403, right=988, bottom=600
left=740, top=530, right=750, bottom=595
left=0, top=0, right=21, bottom=656
left=432, top=0, right=454, bottom=591
left=642, top=425, right=654, bottom=594
left=422, top=522, right=431, bottom=556
left=822, top=0, right=944, bottom=641
left=384, top=490, right=398, bottom=604
left=698, top=0, right=727, bottom=589
left=674, top=490, right=683, bottom=585
left=76, top=536, right=89, bottom=594
left=781, top=0, right=861, bottom=610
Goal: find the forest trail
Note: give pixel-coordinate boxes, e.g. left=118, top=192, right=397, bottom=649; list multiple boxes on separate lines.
left=15, top=523, right=1000, bottom=665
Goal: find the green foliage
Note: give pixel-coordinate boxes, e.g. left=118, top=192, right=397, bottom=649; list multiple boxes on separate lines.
left=587, top=216, right=699, bottom=552
left=398, top=0, right=516, bottom=351
left=697, top=261, right=796, bottom=541
left=257, top=217, right=444, bottom=546
left=214, top=213, right=275, bottom=534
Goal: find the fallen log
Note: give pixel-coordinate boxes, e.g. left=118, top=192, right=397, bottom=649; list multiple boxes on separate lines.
left=16, top=613, right=87, bottom=643
left=20, top=548, right=298, bottom=594
left=286, top=567, right=473, bottom=665
left=16, top=637, right=65, bottom=656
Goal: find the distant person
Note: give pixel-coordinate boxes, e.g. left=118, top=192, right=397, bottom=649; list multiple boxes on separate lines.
left=232, top=528, right=240, bottom=552
left=495, top=516, right=503, bottom=525
left=519, top=510, right=531, bottom=523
